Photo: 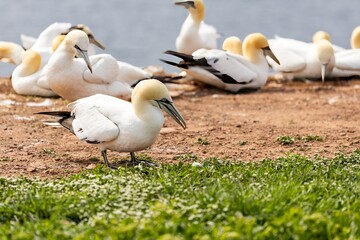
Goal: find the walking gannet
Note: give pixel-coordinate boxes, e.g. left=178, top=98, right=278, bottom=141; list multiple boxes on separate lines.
left=38, top=79, right=186, bottom=168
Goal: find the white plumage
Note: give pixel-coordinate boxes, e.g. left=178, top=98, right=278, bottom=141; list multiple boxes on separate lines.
left=38, top=79, right=186, bottom=168
left=44, top=30, right=132, bottom=101
left=162, top=33, right=280, bottom=92
left=175, top=0, right=219, bottom=54
left=11, top=49, right=56, bottom=97
left=268, top=36, right=335, bottom=81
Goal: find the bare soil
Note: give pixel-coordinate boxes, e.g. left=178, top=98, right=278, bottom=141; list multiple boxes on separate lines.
left=1, top=76, right=360, bottom=178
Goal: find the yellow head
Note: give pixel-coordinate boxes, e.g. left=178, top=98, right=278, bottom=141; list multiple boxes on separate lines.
left=63, top=30, right=92, bottom=72
left=222, top=36, right=242, bottom=55
left=312, top=31, right=331, bottom=43
left=243, top=33, right=279, bottom=64
left=351, top=26, right=360, bottom=49
left=132, top=79, right=186, bottom=129
left=315, top=39, right=334, bottom=83
left=175, top=0, right=205, bottom=22
left=315, top=39, right=334, bottom=64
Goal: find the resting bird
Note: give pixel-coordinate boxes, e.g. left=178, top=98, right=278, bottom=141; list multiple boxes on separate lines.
left=175, top=0, right=219, bottom=54
left=11, top=49, right=56, bottom=97
left=38, top=79, right=187, bottom=168
left=268, top=35, right=335, bottom=82
left=161, top=33, right=280, bottom=92
left=44, top=30, right=132, bottom=101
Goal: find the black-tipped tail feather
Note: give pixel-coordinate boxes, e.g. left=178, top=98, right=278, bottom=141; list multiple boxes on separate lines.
left=36, top=111, right=74, bottom=133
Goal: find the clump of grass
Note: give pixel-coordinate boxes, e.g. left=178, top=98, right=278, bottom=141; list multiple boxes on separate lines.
left=174, top=153, right=198, bottom=162
left=0, top=157, right=11, bottom=162
left=196, top=138, right=209, bottom=146
left=277, top=135, right=295, bottom=145
left=0, top=151, right=359, bottom=239
left=302, top=135, right=323, bottom=142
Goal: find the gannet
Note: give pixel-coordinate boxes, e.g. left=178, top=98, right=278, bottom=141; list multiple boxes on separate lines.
left=0, top=41, right=25, bottom=65
left=50, top=35, right=181, bottom=91
left=38, top=79, right=186, bottom=168
left=44, top=30, right=132, bottom=101
left=161, top=33, right=280, bottom=92
left=11, top=49, right=56, bottom=97
left=268, top=36, right=335, bottom=82
left=309, top=28, right=360, bottom=78
left=175, top=0, right=219, bottom=54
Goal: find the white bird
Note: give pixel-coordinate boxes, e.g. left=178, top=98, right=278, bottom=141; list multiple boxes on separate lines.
left=268, top=36, right=335, bottom=82
left=175, top=0, right=219, bottom=54
left=161, top=33, right=280, bottom=92
left=44, top=30, right=132, bottom=101
left=0, top=41, right=25, bottom=66
left=305, top=28, right=360, bottom=78
left=37, top=79, right=187, bottom=168
left=11, top=49, right=56, bottom=97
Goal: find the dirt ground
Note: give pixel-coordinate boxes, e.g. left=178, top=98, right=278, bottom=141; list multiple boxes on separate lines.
left=1, top=75, right=360, bottom=178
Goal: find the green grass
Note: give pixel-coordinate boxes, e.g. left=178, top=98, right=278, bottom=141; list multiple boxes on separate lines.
left=1, top=151, right=360, bottom=239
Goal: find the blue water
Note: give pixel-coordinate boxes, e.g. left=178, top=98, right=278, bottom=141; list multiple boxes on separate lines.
left=1, top=0, right=360, bottom=75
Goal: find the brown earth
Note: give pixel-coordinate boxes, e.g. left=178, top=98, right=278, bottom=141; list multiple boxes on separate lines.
left=1, top=76, right=360, bottom=178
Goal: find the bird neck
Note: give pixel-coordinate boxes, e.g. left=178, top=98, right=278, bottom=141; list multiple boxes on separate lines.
left=132, top=96, right=164, bottom=128
left=16, top=50, right=41, bottom=77
left=0, top=42, right=24, bottom=65
left=189, top=3, right=205, bottom=23
left=243, top=44, right=259, bottom=64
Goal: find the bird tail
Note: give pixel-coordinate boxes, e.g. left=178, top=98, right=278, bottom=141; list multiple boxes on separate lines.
left=36, top=111, right=74, bottom=133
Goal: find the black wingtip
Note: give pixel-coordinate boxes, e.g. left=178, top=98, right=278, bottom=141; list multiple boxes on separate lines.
left=164, top=50, right=193, bottom=62
left=36, top=111, right=71, bottom=118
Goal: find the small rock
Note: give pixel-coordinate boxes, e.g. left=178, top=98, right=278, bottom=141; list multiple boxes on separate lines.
left=86, top=163, right=97, bottom=170
left=27, top=167, right=37, bottom=172
left=192, top=162, right=203, bottom=167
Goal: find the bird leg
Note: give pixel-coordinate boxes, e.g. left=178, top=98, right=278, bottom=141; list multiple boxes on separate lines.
left=101, top=149, right=117, bottom=169
left=130, top=152, right=158, bottom=167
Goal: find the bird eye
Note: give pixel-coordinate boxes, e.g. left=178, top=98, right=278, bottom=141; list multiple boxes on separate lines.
left=160, top=98, right=172, bottom=104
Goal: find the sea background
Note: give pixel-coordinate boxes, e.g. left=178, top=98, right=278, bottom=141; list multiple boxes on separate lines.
left=1, top=0, right=360, bottom=75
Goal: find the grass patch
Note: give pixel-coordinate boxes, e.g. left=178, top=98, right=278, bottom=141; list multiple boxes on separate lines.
left=277, top=135, right=295, bottom=145
left=196, top=138, right=209, bottom=146
left=0, top=151, right=359, bottom=239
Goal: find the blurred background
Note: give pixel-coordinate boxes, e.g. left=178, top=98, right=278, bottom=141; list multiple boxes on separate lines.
left=1, top=0, right=360, bottom=75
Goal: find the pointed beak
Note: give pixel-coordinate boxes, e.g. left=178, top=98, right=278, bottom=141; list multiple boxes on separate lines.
left=175, top=0, right=196, bottom=9
left=89, top=35, right=106, bottom=50
left=263, top=46, right=280, bottom=65
left=75, top=45, right=92, bottom=73
left=321, top=63, right=327, bottom=83
left=158, top=100, right=186, bottom=129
